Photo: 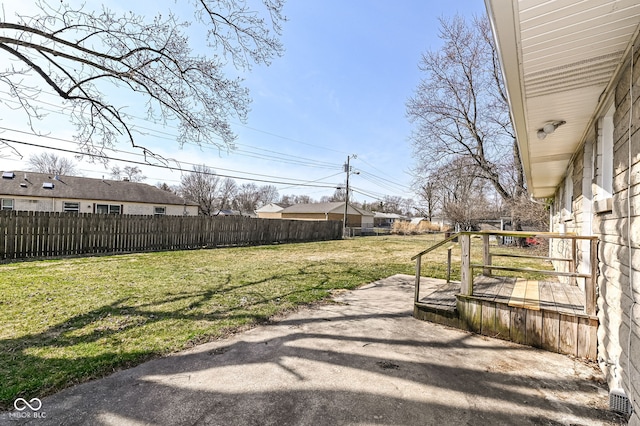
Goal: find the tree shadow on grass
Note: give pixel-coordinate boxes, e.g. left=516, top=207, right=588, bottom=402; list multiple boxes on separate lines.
left=0, top=265, right=372, bottom=409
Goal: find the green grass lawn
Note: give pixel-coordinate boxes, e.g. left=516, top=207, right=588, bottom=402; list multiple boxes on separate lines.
left=0, top=234, right=552, bottom=409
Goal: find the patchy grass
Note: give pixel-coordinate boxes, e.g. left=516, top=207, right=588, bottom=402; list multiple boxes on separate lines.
left=0, top=234, right=552, bottom=408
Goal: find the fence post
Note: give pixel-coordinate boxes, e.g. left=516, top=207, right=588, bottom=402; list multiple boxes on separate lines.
left=6, top=211, right=16, bottom=260
left=460, top=233, right=472, bottom=295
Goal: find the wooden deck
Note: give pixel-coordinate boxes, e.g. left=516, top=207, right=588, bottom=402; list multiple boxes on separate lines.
left=414, top=275, right=598, bottom=359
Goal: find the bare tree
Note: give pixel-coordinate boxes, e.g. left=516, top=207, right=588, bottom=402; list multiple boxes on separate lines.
left=179, top=164, right=220, bottom=216
left=415, top=181, right=440, bottom=221
left=217, top=178, right=238, bottom=210
left=257, top=185, right=279, bottom=208
left=407, top=15, right=533, bottom=231
left=380, top=195, right=404, bottom=215
left=321, top=188, right=346, bottom=203
left=436, top=158, right=495, bottom=230
left=279, top=194, right=313, bottom=206
left=156, top=182, right=178, bottom=194
left=27, top=152, right=78, bottom=175
left=401, top=198, right=415, bottom=217
left=110, top=165, right=146, bottom=182
left=0, top=1, right=285, bottom=160
left=233, top=183, right=260, bottom=214
left=296, top=195, right=312, bottom=204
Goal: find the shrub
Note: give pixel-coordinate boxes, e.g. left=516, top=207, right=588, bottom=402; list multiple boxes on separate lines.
left=391, top=220, right=441, bottom=235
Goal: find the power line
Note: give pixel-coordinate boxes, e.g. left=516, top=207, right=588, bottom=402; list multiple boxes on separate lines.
left=0, top=94, right=344, bottom=171
left=0, top=92, right=415, bottom=200
left=0, top=89, right=349, bottom=156
left=0, top=126, right=342, bottom=183
left=1, top=123, right=412, bottom=198
left=358, top=157, right=410, bottom=185
left=358, top=172, right=410, bottom=195
left=0, top=137, right=340, bottom=189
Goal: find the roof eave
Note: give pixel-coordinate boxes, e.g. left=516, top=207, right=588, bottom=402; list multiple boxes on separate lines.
left=485, top=0, right=538, bottom=196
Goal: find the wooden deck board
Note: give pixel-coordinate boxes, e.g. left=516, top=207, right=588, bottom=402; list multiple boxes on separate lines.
left=464, top=275, right=584, bottom=314
left=509, top=279, right=527, bottom=308
left=495, top=277, right=515, bottom=304
left=538, top=281, right=557, bottom=312
left=565, top=285, right=587, bottom=313
left=553, top=283, right=576, bottom=315
left=508, top=279, right=540, bottom=310
left=417, top=280, right=458, bottom=310
left=551, top=281, right=583, bottom=314
left=473, top=275, right=502, bottom=301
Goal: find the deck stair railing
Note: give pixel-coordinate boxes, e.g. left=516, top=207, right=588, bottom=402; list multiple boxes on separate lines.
left=412, top=231, right=598, bottom=316
left=410, top=232, right=461, bottom=304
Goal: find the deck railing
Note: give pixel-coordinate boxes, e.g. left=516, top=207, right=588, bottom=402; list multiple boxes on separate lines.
left=412, top=231, right=599, bottom=316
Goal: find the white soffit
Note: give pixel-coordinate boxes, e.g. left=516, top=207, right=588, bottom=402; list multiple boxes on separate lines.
left=486, top=0, right=640, bottom=197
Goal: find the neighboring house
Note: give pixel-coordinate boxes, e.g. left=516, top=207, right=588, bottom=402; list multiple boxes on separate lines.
left=280, top=202, right=374, bottom=229
left=0, top=171, right=198, bottom=216
left=487, top=1, right=640, bottom=420
left=212, top=209, right=256, bottom=217
left=255, top=203, right=286, bottom=219
left=373, top=212, right=407, bottom=228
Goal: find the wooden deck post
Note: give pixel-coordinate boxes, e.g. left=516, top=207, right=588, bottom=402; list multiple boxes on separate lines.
left=415, top=255, right=422, bottom=303
left=482, top=234, right=491, bottom=276
left=460, top=233, right=472, bottom=295
left=570, top=238, right=577, bottom=286
left=585, top=238, right=597, bottom=316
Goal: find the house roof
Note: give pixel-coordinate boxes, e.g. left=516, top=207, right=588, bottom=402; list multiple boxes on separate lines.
left=282, top=202, right=373, bottom=217
left=373, top=212, right=406, bottom=220
left=485, top=0, right=640, bottom=197
left=0, top=171, right=197, bottom=206
left=255, top=203, right=285, bottom=213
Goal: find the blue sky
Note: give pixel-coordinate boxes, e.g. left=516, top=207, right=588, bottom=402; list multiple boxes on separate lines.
left=0, top=0, right=487, bottom=205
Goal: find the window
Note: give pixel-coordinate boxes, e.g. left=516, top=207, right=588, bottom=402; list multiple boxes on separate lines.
left=1, top=198, right=14, bottom=210
left=594, top=103, right=614, bottom=212
left=63, top=202, right=80, bottom=212
left=154, top=206, right=166, bottom=217
left=96, top=204, right=121, bottom=214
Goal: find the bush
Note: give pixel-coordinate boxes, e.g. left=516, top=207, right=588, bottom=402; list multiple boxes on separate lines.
left=391, top=220, right=442, bottom=235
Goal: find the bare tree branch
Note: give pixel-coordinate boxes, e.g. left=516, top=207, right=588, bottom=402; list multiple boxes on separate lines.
left=407, top=14, right=531, bottom=228
left=0, top=0, right=285, bottom=160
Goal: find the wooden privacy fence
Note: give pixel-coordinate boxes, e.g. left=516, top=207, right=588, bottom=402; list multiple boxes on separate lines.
left=0, top=211, right=343, bottom=261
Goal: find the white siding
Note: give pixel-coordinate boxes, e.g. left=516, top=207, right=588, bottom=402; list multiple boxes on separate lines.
left=594, top=48, right=640, bottom=422
left=5, top=195, right=197, bottom=216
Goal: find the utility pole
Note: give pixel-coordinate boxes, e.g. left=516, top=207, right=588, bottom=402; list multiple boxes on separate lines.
left=343, top=154, right=357, bottom=238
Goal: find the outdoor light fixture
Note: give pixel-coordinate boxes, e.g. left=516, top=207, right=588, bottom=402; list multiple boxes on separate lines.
left=536, top=120, right=566, bottom=140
